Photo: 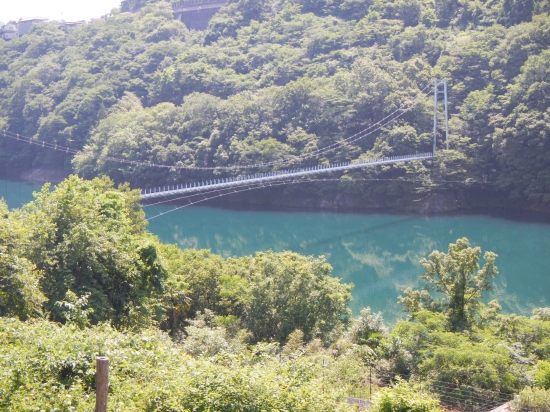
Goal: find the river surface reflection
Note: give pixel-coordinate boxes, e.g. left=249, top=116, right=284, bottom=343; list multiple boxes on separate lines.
left=147, top=203, right=550, bottom=324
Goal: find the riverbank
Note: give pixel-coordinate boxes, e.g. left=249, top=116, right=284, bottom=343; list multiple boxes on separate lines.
left=6, top=174, right=550, bottom=223
left=20, top=168, right=70, bottom=185
left=176, top=183, right=550, bottom=223
left=7, top=165, right=550, bottom=217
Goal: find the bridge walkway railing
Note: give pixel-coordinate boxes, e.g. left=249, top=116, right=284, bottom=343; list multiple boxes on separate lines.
left=140, top=152, right=433, bottom=200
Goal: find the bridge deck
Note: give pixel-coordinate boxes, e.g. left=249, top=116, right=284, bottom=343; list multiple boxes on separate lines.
left=140, top=152, right=433, bottom=200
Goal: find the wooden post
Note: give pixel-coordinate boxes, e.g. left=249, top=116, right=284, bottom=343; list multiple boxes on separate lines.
left=369, top=365, right=372, bottom=400
left=95, top=357, right=109, bottom=412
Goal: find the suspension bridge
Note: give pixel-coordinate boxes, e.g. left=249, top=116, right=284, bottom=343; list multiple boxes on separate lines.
left=139, top=78, right=449, bottom=201
left=1, top=79, right=449, bottom=217
left=140, top=152, right=433, bottom=199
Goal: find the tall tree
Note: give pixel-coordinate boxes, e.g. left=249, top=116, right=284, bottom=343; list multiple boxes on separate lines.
left=398, top=237, right=498, bottom=329
left=17, top=175, right=168, bottom=328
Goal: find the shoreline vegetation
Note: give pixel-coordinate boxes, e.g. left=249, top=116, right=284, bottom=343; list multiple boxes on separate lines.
left=8, top=174, right=550, bottom=224
left=0, top=176, right=549, bottom=411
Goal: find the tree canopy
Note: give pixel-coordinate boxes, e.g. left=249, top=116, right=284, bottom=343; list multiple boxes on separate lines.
left=0, top=176, right=169, bottom=327
left=0, top=177, right=353, bottom=342
left=399, top=237, right=498, bottom=329
left=161, top=247, right=353, bottom=343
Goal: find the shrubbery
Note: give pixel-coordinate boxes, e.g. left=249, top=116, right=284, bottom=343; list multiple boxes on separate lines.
left=0, top=318, right=351, bottom=411
left=370, top=380, right=443, bottom=412
left=0, top=176, right=168, bottom=328
left=0, top=177, right=353, bottom=342
left=2, top=178, right=550, bottom=409
left=511, top=387, right=550, bottom=412
left=536, top=360, right=550, bottom=390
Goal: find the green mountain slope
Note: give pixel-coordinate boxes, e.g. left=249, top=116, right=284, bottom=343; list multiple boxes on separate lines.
left=1, top=0, right=550, bottom=210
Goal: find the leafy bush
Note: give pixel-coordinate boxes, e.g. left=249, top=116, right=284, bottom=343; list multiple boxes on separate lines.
left=399, top=237, right=498, bottom=330
left=0, top=201, right=45, bottom=321
left=418, top=334, right=518, bottom=392
left=370, top=379, right=443, bottom=412
left=532, top=307, right=550, bottom=321
left=180, top=310, right=248, bottom=357
left=230, top=250, right=353, bottom=343
left=7, top=175, right=170, bottom=329
left=168, top=248, right=353, bottom=343
left=0, top=318, right=353, bottom=411
left=347, top=306, right=388, bottom=347
left=536, top=360, right=550, bottom=390
left=511, top=386, right=550, bottom=412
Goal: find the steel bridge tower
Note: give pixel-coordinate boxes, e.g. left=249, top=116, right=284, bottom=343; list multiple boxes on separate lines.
left=433, top=78, right=449, bottom=152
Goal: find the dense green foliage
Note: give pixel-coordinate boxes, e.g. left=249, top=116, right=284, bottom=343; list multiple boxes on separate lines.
left=1, top=0, right=550, bottom=210
left=0, top=318, right=353, bottom=411
left=511, top=387, right=550, bottom=411
left=370, top=380, right=442, bottom=412
left=0, top=177, right=359, bottom=409
left=0, top=202, right=45, bottom=320
left=1, top=176, right=168, bottom=328
left=363, top=306, right=550, bottom=398
left=2, top=178, right=550, bottom=408
left=347, top=240, right=550, bottom=400
left=0, top=176, right=353, bottom=340
left=536, top=360, right=550, bottom=389
left=163, top=247, right=352, bottom=342
left=399, top=237, right=498, bottom=329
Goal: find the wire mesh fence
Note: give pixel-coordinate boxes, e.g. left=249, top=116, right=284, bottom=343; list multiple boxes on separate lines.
left=346, top=369, right=513, bottom=411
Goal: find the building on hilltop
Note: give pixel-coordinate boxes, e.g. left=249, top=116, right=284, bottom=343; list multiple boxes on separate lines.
left=0, top=17, right=48, bottom=40
left=0, top=22, right=19, bottom=40
left=58, top=20, right=86, bottom=31
left=17, top=17, right=48, bottom=36
left=120, top=0, right=226, bottom=31
left=172, top=0, right=227, bottom=30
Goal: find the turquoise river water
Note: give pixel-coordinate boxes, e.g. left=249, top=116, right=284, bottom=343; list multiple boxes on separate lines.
left=2, top=178, right=550, bottom=325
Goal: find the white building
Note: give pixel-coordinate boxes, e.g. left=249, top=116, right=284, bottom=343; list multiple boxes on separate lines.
left=0, top=22, right=19, bottom=40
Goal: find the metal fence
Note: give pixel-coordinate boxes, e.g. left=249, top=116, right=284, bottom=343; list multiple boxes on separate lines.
left=346, top=370, right=513, bottom=411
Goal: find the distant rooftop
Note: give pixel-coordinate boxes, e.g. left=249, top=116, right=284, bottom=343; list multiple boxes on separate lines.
left=18, top=17, right=48, bottom=23
left=60, top=20, right=86, bottom=25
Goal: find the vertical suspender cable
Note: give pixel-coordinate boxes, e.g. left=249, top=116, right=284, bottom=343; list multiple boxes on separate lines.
left=433, top=78, right=438, bottom=154
left=444, top=78, right=449, bottom=150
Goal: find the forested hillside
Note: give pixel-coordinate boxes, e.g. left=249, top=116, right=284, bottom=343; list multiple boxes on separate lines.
left=1, top=0, right=550, bottom=211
